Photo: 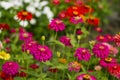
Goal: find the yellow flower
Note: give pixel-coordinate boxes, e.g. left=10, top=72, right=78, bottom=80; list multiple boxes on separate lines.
left=58, top=58, right=67, bottom=64
left=0, top=51, right=10, bottom=60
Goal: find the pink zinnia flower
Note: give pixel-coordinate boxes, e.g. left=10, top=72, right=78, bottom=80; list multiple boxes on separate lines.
left=68, top=61, right=81, bottom=72
left=2, top=61, right=19, bottom=76
left=92, top=43, right=110, bottom=58
left=22, top=40, right=38, bottom=54
left=74, top=48, right=91, bottom=61
left=70, top=16, right=83, bottom=24
left=19, top=31, right=33, bottom=41
left=113, top=33, right=120, bottom=46
left=100, top=57, right=117, bottom=68
left=49, top=18, right=65, bottom=32
left=32, top=45, right=52, bottom=62
left=102, top=43, right=118, bottom=56
left=76, top=74, right=97, bottom=80
left=59, top=36, right=72, bottom=47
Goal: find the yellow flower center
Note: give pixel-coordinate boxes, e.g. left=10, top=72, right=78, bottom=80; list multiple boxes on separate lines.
left=83, top=74, right=90, bottom=80
left=56, top=20, right=62, bottom=24
left=23, top=33, right=28, bottom=37
left=99, top=36, right=104, bottom=39
left=73, top=11, right=78, bottom=15
left=72, top=7, right=78, bottom=9
left=39, top=48, right=45, bottom=52
left=105, top=57, right=112, bottom=63
left=22, top=11, right=28, bottom=16
left=99, top=46, right=104, bottom=50
left=75, top=16, right=80, bottom=20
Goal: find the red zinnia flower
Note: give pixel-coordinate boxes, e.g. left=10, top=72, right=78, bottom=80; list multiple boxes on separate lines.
left=0, top=23, right=10, bottom=30
left=48, top=68, right=59, bottom=73
left=17, top=11, right=33, bottom=21
left=87, top=17, right=100, bottom=26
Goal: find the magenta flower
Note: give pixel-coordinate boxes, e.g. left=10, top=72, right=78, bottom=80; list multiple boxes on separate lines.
left=22, top=40, right=38, bottom=54
left=70, top=16, right=83, bottom=24
left=96, top=35, right=107, bottom=42
left=92, top=43, right=110, bottom=58
left=2, top=61, right=19, bottom=76
left=74, top=48, right=91, bottom=61
left=59, top=36, right=72, bottom=47
left=100, top=57, right=117, bottom=68
left=105, top=34, right=113, bottom=42
left=76, top=29, right=83, bottom=35
left=32, top=45, right=52, bottom=62
left=19, top=31, right=33, bottom=41
left=68, top=61, right=81, bottom=72
left=76, top=74, right=97, bottom=80
left=49, top=18, right=65, bottom=32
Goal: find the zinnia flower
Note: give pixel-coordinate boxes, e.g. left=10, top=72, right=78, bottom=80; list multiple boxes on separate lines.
left=108, top=64, right=120, bottom=79
left=92, top=43, right=109, bottom=58
left=0, top=51, right=10, bottom=60
left=68, top=61, right=81, bottom=72
left=17, top=10, right=33, bottom=21
left=69, top=16, right=83, bottom=24
left=22, top=40, right=38, bottom=54
left=32, top=45, right=52, bottom=62
left=96, top=35, right=107, bottom=42
left=0, top=23, right=10, bottom=30
left=113, top=33, right=120, bottom=46
left=49, top=18, right=65, bottom=32
left=59, top=36, right=72, bottom=47
left=76, top=74, right=97, bottom=80
left=94, top=65, right=102, bottom=71
left=0, top=71, right=14, bottom=80
left=2, top=61, right=19, bottom=76
left=102, top=43, right=118, bottom=56
left=19, top=31, right=33, bottom=41
left=74, top=48, right=91, bottom=61
left=87, top=17, right=100, bottom=26
left=99, top=57, right=117, bottom=68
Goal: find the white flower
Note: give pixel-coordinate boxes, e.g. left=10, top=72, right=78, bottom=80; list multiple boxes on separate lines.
left=0, top=1, right=13, bottom=10
left=35, top=11, right=42, bottom=17
left=30, top=19, right=36, bottom=25
left=26, top=6, right=36, bottom=14
left=40, top=1, right=48, bottom=7
left=19, top=21, right=28, bottom=27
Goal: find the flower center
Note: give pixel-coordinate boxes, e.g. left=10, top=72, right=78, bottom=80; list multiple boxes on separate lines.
left=75, top=16, right=81, bottom=20
left=22, top=11, right=28, bottom=16
left=73, top=11, right=78, bottom=15
left=72, top=7, right=78, bottom=9
left=56, top=20, right=62, bottom=24
left=23, top=33, right=28, bottom=37
left=99, top=46, right=104, bottom=50
left=39, top=48, right=45, bottom=52
left=99, top=36, right=104, bottom=39
left=105, top=57, right=112, bottom=63
left=83, top=74, right=90, bottom=80
left=82, top=49, right=86, bottom=54
left=9, top=63, right=12, bottom=66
